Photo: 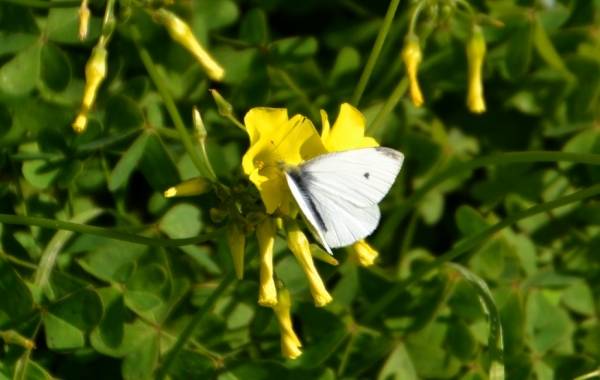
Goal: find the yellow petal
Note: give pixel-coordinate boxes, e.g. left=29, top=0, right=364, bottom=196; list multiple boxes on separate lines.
left=271, top=285, right=302, bottom=358
left=320, top=104, right=379, bottom=152
left=244, top=107, right=289, bottom=147
left=466, top=26, right=487, bottom=114
left=353, top=239, right=379, bottom=266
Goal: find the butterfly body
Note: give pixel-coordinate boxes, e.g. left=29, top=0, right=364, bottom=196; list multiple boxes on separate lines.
left=282, top=147, right=404, bottom=254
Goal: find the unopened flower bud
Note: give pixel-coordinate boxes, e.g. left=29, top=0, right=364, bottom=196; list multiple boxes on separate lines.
left=352, top=239, right=378, bottom=266
left=271, top=281, right=302, bottom=359
left=256, top=218, right=277, bottom=306
left=402, top=34, right=424, bottom=107
left=466, top=25, right=487, bottom=113
left=210, top=207, right=228, bottom=223
left=164, top=177, right=212, bottom=198
left=309, top=244, right=339, bottom=266
left=227, top=219, right=246, bottom=279
left=1, top=330, right=35, bottom=349
left=73, top=46, right=107, bottom=132
left=152, top=9, right=224, bottom=81
left=210, top=89, right=233, bottom=117
left=78, top=0, right=90, bottom=41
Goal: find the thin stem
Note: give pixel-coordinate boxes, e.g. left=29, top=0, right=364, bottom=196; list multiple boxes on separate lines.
left=337, top=332, right=356, bottom=377
left=226, top=114, right=247, bottom=131
left=0, top=0, right=79, bottom=7
left=363, top=182, right=600, bottom=322
left=0, top=214, right=225, bottom=247
left=408, top=0, right=428, bottom=34
left=155, top=251, right=258, bottom=380
left=367, top=76, right=409, bottom=134
left=129, top=23, right=214, bottom=181
left=350, top=0, right=401, bottom=106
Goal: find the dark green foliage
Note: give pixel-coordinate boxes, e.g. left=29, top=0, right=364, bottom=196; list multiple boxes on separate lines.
left=1, top=0, right=600, bottom=379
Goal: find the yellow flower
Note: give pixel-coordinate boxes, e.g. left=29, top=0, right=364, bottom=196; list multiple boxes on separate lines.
left=151, top=9, right=224, bottom=81
left=271, top=282, right=302, bottom=359
left=320, top=103, right=379, bottom=152
left=241, top=108, right=326, bottom=214
left=466, top=25, right=487, bottom=113
left=256, top=218, right=277, bottom=306
left=73, top=46, right=107, bottom=132
left=352, top=239, right=379, bottom=266
left=284, top=219, right=332, bottom=307
left=402, top=34, right=424, bottom=107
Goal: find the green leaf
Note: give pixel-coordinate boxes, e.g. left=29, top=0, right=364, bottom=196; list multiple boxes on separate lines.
left=108, top=131, right=149, bottom=191
left=158, top=204, right=202, bottom=239
left=138, top=132, right=180, bottom=192
left=48, top=288, right=104, bottom=331
left=0, top=256, right=34, bottom=320
left=446, top=318, right=478, bottom=361
left=43, top=312, right=85, bottom=351
left=94, top=287, right=126, bottom=349
left=378, top=343, right=418, bottom=380
left=456, top=205, right=490, bottom=236
left=40, top=42, right=71, bottom=92
left=104, top=95, right=145, bottom=131
left=225, top=360, right=289, bottom=379
left=191, top=0, right=239, bottom=31
left=239, top=8, right=268, bottom=46
left=446, top=264, right=505, bottom=380
left=56, top=159, right=83, bottom=189
left=169, top=350, right=216, bottom=379
left=0, top=103, right=12, bottom=139
left=505, top=18, right=533, bottom=80
left=561, top=281, right=594, bottom=316
left=0, top=39, right=41, bottom=96
left=406, top=341, right=462, bottom=379
left=329, top=46, right=361, bottom=88
left=270, top=37, right=319, bottom=65
left=121, top=329, right=158, bottom=380
left=526, top=289, right=571, bottom=353
left=78, top=240, right=147, bottom=282
left=533, top=17, right=567, bottom=73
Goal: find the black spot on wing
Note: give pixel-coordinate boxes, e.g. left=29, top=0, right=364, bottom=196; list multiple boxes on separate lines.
left=364, top=172, right=370, bottom=179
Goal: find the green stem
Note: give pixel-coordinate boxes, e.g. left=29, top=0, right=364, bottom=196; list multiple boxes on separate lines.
left=367, top=76, right=409, bottom=134
left=226, top=114, right=247, bottom=131
left=392, top=151, right=600, bottom=227
left=363, top=182, right=600, bottom=322
left=408, top=0, right=428, bottom=34
left=129, top=23, right=214, bottom=181
left=350, top=0, right=401, bottom=106
left=0, top=0, right=79, bottom=7
left=0, top=214, right=225, bottom=247
left=337, top=333, right=356, bottom=376
left=155, top=251, right=258, bottom=380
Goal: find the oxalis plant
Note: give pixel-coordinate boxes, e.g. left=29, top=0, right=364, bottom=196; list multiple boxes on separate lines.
left=0, top=0, right=599, bottom=379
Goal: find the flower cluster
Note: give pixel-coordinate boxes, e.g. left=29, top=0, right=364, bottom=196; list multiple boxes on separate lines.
left=166, top=103, right=382, bottom=358
left=401, top=6, right=499, bottom=113
left=73, top=4, right=224, bottom=132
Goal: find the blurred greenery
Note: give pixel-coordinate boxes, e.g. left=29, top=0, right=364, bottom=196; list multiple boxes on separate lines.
left=1, top=0, right=600, bottom=379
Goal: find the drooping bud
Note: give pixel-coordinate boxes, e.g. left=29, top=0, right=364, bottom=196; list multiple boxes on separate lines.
left=78, top=0, right=90, bottom=41
left=402, top=33, right=424, bottom=107
left=256, top=218, right=277, bottom=306
left=151, top=9, right=224, bottom=81
left=466, top=25, right=487, bottom=113
left=73, top=46, right=107, bottom=132
left=1, top=330, right=35, bottom=349
left=352, top=239, right=378, bottom=266
left=284, top=219, right=332, bottom=307
left=164, top=177, right=212, bottom=197
left=271, top=281, right=302, bottom=359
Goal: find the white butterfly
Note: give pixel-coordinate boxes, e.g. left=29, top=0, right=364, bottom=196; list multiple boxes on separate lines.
left=280, top=147, right=404, bottom=254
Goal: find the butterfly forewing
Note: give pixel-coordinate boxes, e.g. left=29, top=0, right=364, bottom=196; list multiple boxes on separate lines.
left=299, top=147, right=404, bottom=208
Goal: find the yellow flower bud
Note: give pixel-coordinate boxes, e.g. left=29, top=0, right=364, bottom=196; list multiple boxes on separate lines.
left=256, top=218, right=277, bottom=306
left=402, top=34, right=424, bottom=107
left=352, top=239, right=378, bottom=266
left=466, top=25, right=487, bottom=114
left=78, top=0, right=90, bottom=41
left=1, top=330, right=35, bottom=349
left=271, top=282, right=302, bottom=359
left=152, top=9, right=224, bottom=81
left=210, top=89, right=233, bottom=117
left=227, top=219, right=246, bottom=279
left=193, top=106, right=207, bottom=140
left=73, top=46, right=107, bottom=132
left=164, top=177, right=212, bottom=197
left=284, top=219, right=332, bottom=307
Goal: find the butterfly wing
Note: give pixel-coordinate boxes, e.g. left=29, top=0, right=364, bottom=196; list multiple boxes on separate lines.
left=300, top=147, right=404, bottom=208
left=287, top=147, right=403, bottom=250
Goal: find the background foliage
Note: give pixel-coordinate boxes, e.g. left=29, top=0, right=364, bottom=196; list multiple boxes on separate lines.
left=1, top=0, right=600, bottom=379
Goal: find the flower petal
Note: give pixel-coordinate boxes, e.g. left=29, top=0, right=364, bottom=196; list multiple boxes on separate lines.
left=245, top=108, right=289, bottom=146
